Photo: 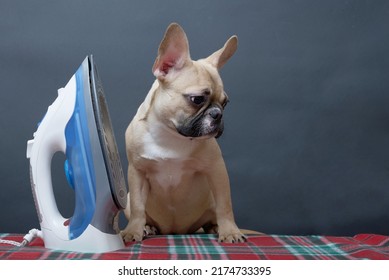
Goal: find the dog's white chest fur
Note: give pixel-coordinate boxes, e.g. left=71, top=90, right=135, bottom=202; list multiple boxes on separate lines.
left=141, top=126, right=195, bottom=188
left=142, top=129, right=188, bottom=160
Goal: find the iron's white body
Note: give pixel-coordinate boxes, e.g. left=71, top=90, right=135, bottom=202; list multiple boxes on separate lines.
left=27, top=71, right=124, bottom=253
left=42, top=223, right=124, bottom=253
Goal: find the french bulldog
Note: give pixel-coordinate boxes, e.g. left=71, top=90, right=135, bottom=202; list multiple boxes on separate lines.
left=121, top=23, right=246, bottom=243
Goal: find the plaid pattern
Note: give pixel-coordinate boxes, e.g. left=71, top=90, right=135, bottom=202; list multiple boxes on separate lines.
left=1, top=233, right=388, bottom=260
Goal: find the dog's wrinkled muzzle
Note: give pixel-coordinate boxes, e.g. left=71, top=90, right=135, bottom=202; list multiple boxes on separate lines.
left=176, top=104, right=225, bottom=139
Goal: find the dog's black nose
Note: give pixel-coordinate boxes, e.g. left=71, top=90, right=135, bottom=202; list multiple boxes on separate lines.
left=209, top=107, right=222, bottom=121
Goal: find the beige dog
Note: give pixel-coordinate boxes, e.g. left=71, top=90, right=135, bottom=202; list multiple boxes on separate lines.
left=121, top=23, right=245, bottom=243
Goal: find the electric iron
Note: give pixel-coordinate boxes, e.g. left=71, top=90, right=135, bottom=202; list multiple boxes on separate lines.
left=26, top=55, right=127, bottom=253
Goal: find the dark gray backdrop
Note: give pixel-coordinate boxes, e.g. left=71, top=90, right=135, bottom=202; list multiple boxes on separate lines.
left=1, top=0, right=388, bottom=236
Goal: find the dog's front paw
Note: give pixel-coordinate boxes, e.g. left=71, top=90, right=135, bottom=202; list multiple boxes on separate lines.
left=218, top=231, right=247, bottom=243
left=121, top=224, right=158, bottom=242
left=121, top=229, right=144, bottom=242
left=217, top=221, right=247, bottom=243
left=121, top=221, right=145, bottom=242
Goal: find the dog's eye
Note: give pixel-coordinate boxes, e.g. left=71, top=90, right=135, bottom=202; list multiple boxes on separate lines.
left=189, top=95, right=206, bottom=105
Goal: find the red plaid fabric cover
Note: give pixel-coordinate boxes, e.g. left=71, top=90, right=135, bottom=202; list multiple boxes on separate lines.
left=1, top=233, right=388, bottom=260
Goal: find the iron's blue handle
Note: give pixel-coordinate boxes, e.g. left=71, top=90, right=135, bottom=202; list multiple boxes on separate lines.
left=64, top=66, right=96, bottom=240
left=64, top=160, right=74, bottom=190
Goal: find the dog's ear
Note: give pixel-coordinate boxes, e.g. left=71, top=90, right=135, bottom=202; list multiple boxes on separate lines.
left=152, top=23, right=191, bottom=80
left=206, top=36, right=238, bottom=69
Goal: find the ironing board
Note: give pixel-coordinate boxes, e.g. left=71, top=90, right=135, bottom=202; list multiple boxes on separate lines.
left=1, top=233, right=388, bottom=260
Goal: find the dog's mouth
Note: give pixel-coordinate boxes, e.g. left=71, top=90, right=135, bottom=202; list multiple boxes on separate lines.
left=176, top=119, right=224, bottom=139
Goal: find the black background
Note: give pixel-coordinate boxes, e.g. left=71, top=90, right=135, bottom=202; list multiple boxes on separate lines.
left=1, top=0, right=388, bottom=236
